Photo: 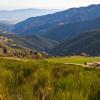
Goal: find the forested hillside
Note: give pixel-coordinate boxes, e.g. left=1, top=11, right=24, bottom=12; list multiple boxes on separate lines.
left=51, top=30, right=100, bottom=56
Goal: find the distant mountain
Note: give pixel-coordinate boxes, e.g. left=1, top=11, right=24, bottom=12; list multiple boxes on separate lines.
left=0, top=9, right=59, bottom=24
left=0, top=34, right=59, bottom=51
left=13, top=4, right=100, bottom=36
left=40, top=17, right=100, bottom=42
left=51, top=30, right=100, bottom=56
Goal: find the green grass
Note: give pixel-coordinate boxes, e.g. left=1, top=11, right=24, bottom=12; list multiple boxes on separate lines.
left=0, top=57, right=100, bottom=100
left=47, top=56, right=100, bottom=64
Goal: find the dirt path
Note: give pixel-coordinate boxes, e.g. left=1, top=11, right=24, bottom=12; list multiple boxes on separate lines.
left=64, top=63, right=100, bottom=69
left=64, top=63, right=85, bottom=66
left=0, top=57, right=34, bottom=62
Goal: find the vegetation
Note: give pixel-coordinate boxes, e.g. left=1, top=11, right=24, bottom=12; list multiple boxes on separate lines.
left=51, top=30, right=100, bottom=56
left=0, top=36, right=49, bottom=59
left=1, top=4, right=100, bottom=100
left=13, top=4, right=100, bottom=40
left=47, top=56, right=100, bottom=64
left=40, top=17, right=100, bottom=42
left=0, top=34, right=59, bottom=52
left=0, top=57, right=100, bottom=100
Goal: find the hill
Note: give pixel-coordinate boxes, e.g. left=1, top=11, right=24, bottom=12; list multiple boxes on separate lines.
left=13, top=4, right=100, bottom=36
left=0, top=35, right=32, bottom=58
left=23, top=35, right=59, bottom=51
left=0, top=34, right=53, bottom=58
left=0, top=34, right=59, bottom=52
left=51, top=30, right=100, bottom=56
left=40, top=17, right=100, bottom=41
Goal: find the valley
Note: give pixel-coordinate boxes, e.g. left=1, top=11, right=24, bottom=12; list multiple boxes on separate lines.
left=0, top=9, right=59, bottom=24
left=1, top=4, right=100, bottom=56
left=0, top=3, right=100, bottom=100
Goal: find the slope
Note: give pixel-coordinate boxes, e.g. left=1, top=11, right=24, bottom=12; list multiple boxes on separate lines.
left=51, top=30, right=100, bottom=56
left=40, top=17, right=100, bottom=41
left=13, top=4, right=100, bottom=36
left=0, top=34, right=59, bottom=51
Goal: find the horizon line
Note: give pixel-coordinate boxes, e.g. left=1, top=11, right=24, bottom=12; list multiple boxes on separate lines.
left=0, top=3, right=99, bottom=11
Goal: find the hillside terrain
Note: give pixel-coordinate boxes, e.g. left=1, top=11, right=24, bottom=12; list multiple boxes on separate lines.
left=0, top=34, right=59, bottom=51
left=13, top=4, right=100, bottom=37
left=1, top=4, right=100, bottom=56
left=51, top=30, right=100, bottom=56
left=23, top=35, right=59, bottom=51
left=0, top=4, right=100, bottom=100
left=40, top=17, right=100, bottom=41
left=0, top=35, right=36, bottom=58
left=0, top=34, right=50, bottom=58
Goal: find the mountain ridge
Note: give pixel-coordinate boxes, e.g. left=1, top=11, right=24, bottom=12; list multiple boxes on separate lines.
left=13, top=4, right=100, bottom=36
left=39, top=17, right=100, bottom=41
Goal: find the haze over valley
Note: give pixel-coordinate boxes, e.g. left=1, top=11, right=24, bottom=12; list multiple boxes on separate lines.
left=0, top=9, right=59, bottom=24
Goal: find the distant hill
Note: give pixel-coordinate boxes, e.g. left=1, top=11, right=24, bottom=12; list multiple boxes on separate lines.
left=0, top=35, right=50, bottom=58
left=40, top=17, right=100, bottom=42
left=51, top=30, right=100, bottom=56
left=13, top=4, right=100, bottom=36
left=23, top=35, right=59, bottom=51
left=0, top=9, right=58, bottom=24
left=0, top=34, right=59, bottom=51
left=0, top=35, right=32, bottom=57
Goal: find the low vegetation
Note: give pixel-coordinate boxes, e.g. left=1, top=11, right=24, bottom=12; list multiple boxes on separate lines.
left=0, top=57, right=100, bottom=100
left=47, top=56, right=100, bottom=64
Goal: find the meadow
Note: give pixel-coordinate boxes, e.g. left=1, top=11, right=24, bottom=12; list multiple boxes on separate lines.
left=47, top=56, right=100, bottom=64
left=0, top=57, right=100, bottom=100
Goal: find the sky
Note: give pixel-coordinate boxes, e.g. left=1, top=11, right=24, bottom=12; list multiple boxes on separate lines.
left=0, top=0, right=100, bottom=10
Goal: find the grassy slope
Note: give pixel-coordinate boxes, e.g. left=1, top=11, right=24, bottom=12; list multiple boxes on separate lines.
left=0, top=57, right=100, bottom=100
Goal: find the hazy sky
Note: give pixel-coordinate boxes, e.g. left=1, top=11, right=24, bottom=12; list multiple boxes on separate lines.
left=0, top=0, right=100, bottom=10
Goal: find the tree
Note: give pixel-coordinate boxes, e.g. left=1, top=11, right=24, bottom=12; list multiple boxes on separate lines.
left=3, top=47, right=7, bottom=55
